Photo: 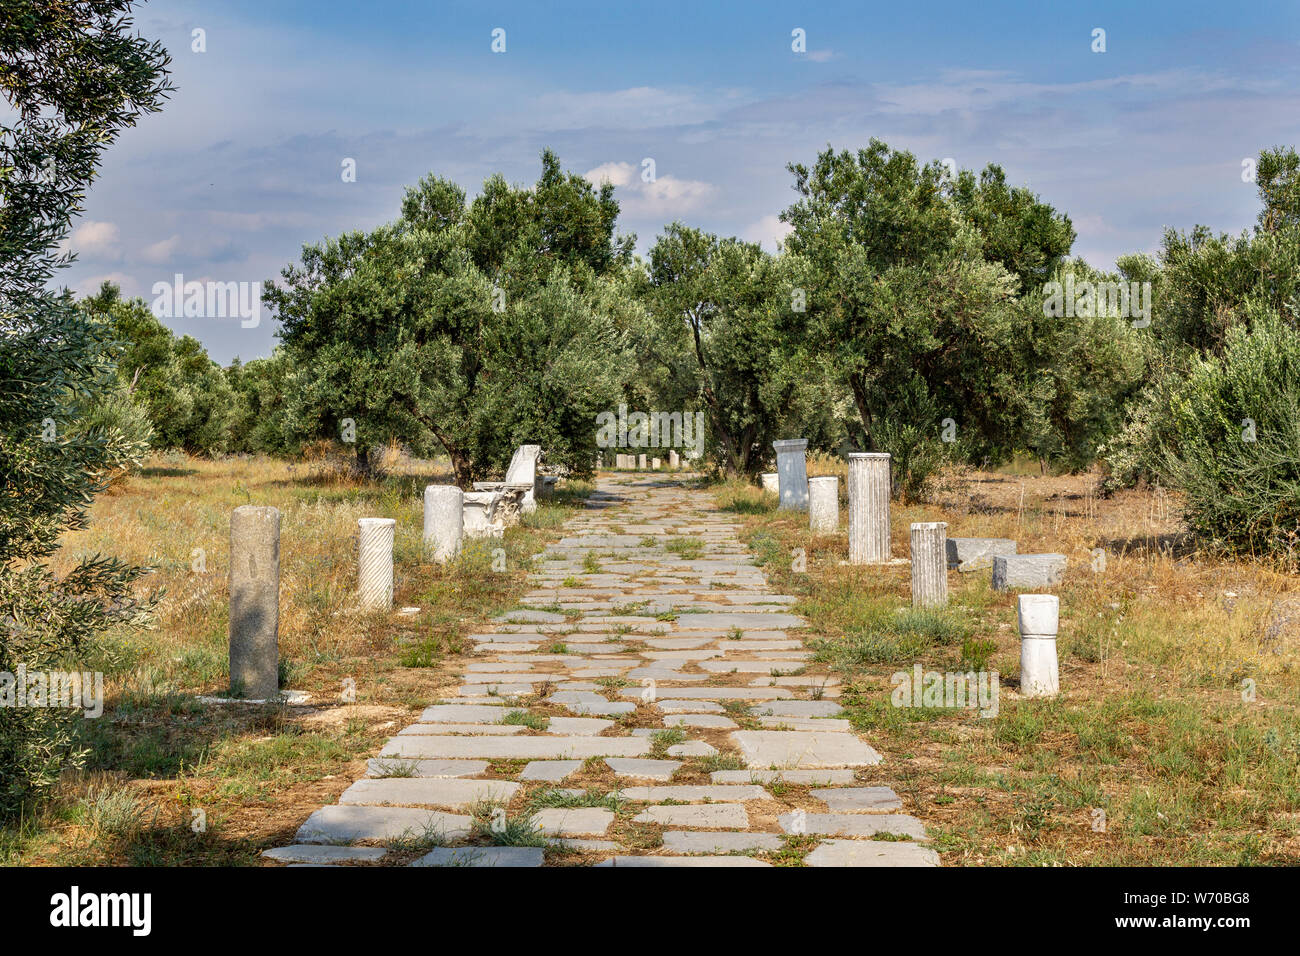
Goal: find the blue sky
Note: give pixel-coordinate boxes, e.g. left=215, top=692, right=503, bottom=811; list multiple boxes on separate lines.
left=57, top=0, right=1300, bottom=363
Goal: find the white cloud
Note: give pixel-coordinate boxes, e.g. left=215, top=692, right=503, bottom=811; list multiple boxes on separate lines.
left=141, top=234, right=182, bottom=263
left=67, top=220, right=121, bottom=259
left=584, top=161, right=636, bottom=188
left=584, top=162, right=716, bottom=218
left=742, top=214, right=793, bottom=252
left=74, top=271, right=139, bottom=299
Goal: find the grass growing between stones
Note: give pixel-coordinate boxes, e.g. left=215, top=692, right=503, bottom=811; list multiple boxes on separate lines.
left=713, top=467, right=1300, bottom=866
left=1, top=452, right=593, bottom=866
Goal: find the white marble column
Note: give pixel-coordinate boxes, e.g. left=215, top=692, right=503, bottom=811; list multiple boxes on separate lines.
left=358, top=517, right=396, bottom=611
left=1018, top=594, right=1059, bottom=697
left=848, top=452, right=891, bottom=564
left=910, top=521, right=948, bottom=607
left=229, top=506, right=280, bottom=699
left=808, top=476, right=839, bottom=533
left=423, top=485, right=463, bottom=564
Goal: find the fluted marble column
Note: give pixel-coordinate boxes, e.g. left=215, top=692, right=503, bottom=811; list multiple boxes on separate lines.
left=848, top=452, right=891, bottom=564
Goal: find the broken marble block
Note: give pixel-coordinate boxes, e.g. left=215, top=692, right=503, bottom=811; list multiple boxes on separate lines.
left=946, top=537, right=1017, bottom=571
left=991, top=553, right=1066, bottom=591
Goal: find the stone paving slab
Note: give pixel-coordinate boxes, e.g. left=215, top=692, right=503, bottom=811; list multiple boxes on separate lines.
left=661, top=831, right=784, bottom=854
left=619, top=686, right=793, bottom=700
left=338, top=778, right=519, bottom=809
left=633, top=804, right=749, bottom=827
left=616, top=785, right=768, bottom=802
left=411, top=846, right=545, bottom=867
left=366, top=758, right=490, bottom=778
left=712, top=768, right=857, bottom=785
left=757, top=717, right=852, bottom=732
left=748, top=701, right=845, bottom=718
left=418, top=704, right=508, bottom=723
left=777, top=812, right=928, bottom=839
left=804, top=839, right=941, bottom=867
left=379, top=736, right=650, bottom=760
left=730, top=731, right=883, bottom=768
left=295, top=806, right=471, bottom=844
left=545, top=717, right=615, bottom=735
left=811, top=786, right=903, bottom=812
left=655, top=700, right=725, bottom=714
left=662, top=714, right=739, bottom=729
left=396, top=723, right=526, bottom=736
left=605, top=758, right=681, bottom=781
left=262, top=845, right=388, bottom=864
left=520, top=760, right=583, bottom=782
left=533, top=808, right=615, bottom=836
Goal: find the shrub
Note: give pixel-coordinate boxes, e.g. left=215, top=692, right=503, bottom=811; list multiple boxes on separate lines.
left=1159, top=310, right=1300, bottom=566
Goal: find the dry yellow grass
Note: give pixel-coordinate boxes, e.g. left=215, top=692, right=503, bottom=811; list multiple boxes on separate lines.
left=3, top=451, right=589, bottom=866
left=716, top=464, right=1300, bottom=865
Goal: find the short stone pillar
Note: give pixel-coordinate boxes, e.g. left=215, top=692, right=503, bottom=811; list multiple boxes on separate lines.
left=229, top=506, right=280, bottom=699
left=910, top=521, right=948, bottom=608
left=848, top=452, right=891, bottom=564
left=760, top=472, right=779, bottom=495
left=1018, top=594, right=1059, bottom=697
left=773, top=439, right=809, bottom=510
left=423, top=485, right=463, bottom=564
left=808, top=476, right=839, bottom=533
left=358, top=517, right=396, bottom=611
left=638, top=453, right=647, bottom=470
left=667, top=450, right=680, bottom=469
left=652, top=457, right=661, bottom=470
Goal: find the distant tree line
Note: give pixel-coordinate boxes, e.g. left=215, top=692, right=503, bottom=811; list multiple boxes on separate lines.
left=76, top=142, right=1300, bottom=560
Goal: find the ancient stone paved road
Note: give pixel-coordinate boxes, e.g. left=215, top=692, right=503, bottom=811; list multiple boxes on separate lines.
left=267, top=472, right=939, bottom=867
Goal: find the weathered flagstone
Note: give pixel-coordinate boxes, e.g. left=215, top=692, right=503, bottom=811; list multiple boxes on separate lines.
left=411, top=846, right=544, bottom=867
left=417, top=704, right=507, bottom=723
left=532, top=808, right=615, bottom=836
left=811, top=786, right=903, bottom=812
left=295, top=806, right=471, bottom=844
left=662, top=714, right=738, bottom=729
left=619, top=686, right=793, bottom=700
left=633, top=804, right=750, bottom=827
left=804, top=839, right=940, bottom=867
left=519, top=760, right=583, bottom=782
left=338, top=778, right=519, bottom=809
left=711, top=768, right=856, bottom=785
left=545, top=716, right=614, bottom=735
left=379, top=736, right=650, bottom=760
left=661, top=831, right=784, bottom=853
left=730, top=730, right=882, bottom=768
left=666, top=741, right=717, bottom=757
left=777, top=812, right=927, bottom=839
left=748, top=700, right=844, bottom=718
left=671, top=612, right=806, bottom=630
left=698, top=660, right=800, bottom=674
left=366, top=758, right=489, bottom=778
left=605, top=758, right=681, bottom=781
left=617, top=785, right=768, bottom=802
left=396, top=723, right=525, bottom=736
left=757, top=717, right=852, bottom=732
left=655, top=700, right=725, bottom=714
left=495, top=609, right=567, bottom=623
left=262, top=844, right=388, bottom=864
